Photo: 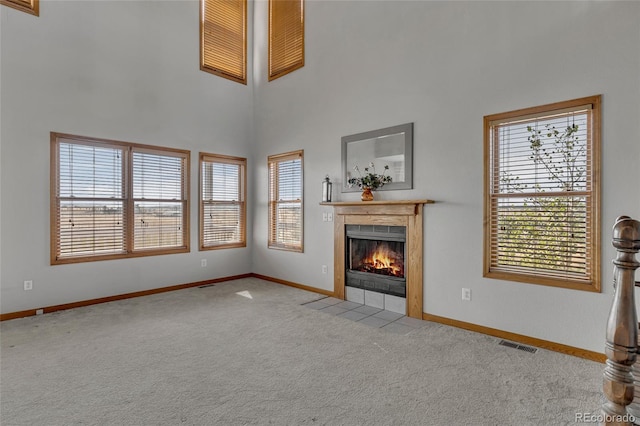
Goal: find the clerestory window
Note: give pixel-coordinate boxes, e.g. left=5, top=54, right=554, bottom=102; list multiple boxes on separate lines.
left=200, top=0, right=247, bottom=84
left=269, top=0, right=304, bottom=81
left=483, top=95, right=601, bottom=292
left=1, top=0, right=38, bottom=16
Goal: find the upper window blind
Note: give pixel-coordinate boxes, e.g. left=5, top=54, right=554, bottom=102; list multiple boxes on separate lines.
left=483, top=95, right=601, bottom=292
left=1, top=0, right=38, bottom=16
left=51, top=133, right=190, bottom=264
left=200, top=0, right=247, bottom=84
left=200, top=153, right=246, bottom=250
left=269, top=0, right=304, bottom=81
left=268, top=150, right=303, bottom=252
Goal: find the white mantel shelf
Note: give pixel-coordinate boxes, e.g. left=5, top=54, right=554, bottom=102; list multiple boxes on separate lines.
left=323, top=199, right=432, bottom=319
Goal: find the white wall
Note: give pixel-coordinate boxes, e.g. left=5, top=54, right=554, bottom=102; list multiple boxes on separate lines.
left=0, top=1, right=254, bottom=313
left=252, top=0, right=640, bottom=352
left=2, top=0, right=639, bottom=354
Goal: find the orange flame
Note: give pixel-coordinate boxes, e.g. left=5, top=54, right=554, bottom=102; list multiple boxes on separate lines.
left=363, top=244, right=403, bottom=277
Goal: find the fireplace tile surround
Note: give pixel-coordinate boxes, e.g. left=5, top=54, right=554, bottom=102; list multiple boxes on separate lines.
left=345, top=286, right=407, bottom=314
left=321, top=200, right=434, bottom=319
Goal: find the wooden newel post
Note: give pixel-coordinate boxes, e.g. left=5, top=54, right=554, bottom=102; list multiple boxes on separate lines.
left=602, top=216, right=640, bottom=425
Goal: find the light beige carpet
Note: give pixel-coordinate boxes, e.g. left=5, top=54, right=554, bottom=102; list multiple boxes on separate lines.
left=0, top=277, right=603, bottom=425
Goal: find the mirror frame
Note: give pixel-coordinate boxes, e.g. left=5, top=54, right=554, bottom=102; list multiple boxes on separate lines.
left=341, top=122, right=413, bottom=192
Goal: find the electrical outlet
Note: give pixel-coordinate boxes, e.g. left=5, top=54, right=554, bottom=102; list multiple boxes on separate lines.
left=36, top=309, right=44, bottom=315
left=24, top=280, right=33, bottom=291
left=462, top=288, right=471, bottom=301
left=201, top=259, right=207, bottom=268
left=322, top=212, right=328, bottom=222
left=327, top=212, right=333, bottom=222
left=322, top=265, right=328, bottom=274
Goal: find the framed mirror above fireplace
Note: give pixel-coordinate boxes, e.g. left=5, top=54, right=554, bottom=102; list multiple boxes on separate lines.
left=341, top=123, right=413, bottom=192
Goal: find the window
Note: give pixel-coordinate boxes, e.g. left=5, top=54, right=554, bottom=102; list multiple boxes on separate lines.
left=483, top=95, right=601, bottom=292
left=268, top=150, right=303, bottom=252
left=51, top=133, right=190, bottom=264
left=1, top=0, right=38, bottom=16
left=199, top=153, right=246, bottom=250
left=269, top=0, right=304, bottom=81
left=200, top=0, right=247, bottom=84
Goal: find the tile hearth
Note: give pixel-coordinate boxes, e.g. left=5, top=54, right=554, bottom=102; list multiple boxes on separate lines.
left=302, top=297, right=428, bottom=335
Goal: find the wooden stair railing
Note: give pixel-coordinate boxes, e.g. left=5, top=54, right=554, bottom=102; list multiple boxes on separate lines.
left=602, top=216, right=640, bottom=425
left=630, top=276, right=640, bottom=425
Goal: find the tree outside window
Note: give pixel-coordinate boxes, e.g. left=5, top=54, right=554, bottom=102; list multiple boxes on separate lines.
left=483, top=95, right=601, bottom=292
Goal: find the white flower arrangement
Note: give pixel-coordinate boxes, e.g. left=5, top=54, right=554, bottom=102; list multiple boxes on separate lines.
left=347, top=162, right=392, bottom=190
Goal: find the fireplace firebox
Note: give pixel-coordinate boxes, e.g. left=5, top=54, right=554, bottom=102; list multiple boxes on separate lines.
left=345, top=225, right=406, bottom=297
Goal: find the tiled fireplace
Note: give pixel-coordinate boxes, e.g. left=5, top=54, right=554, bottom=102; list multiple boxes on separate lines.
left=323, top=200, right=433, bottom=319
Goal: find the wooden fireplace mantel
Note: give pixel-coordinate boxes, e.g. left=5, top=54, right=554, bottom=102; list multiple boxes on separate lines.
left=320, top=199, right=433, bottom=209
left=322, top=199, right=433, bottom=318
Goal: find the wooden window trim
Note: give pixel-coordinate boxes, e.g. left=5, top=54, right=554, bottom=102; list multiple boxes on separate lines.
left=200, top=0, right=247, bottom=85
left=268, top=0, right=304, bottom=81
left=1, top=0, right=38, bottom=16
left=483, top=95, right=601, bottom=292
left=199, top=152, right=247, bottom=250
left=51, top=133, right=190, bottom=265
left=268, top=150, right=304, bottom=252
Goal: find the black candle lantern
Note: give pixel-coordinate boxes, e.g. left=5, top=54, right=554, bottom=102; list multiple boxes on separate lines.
left=322, top=175, right=332, bottom=202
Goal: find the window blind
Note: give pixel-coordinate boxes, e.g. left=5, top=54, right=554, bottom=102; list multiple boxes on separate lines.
left=0, top=0, right=39, bottom=16
left=51, top=133, right=190, bottom=264
left=200, top=153, right=246, bottom=249
left=269, top=0, right=304, bottom=81
left=484, top=96, right=601, bottom=291
left=132, top=149, right=187, bottom=251
left=201, top=0, right=247, bottom=84
left=268, top=150, right=303, bottom=251
left=56, top=140, right=126, bottom=259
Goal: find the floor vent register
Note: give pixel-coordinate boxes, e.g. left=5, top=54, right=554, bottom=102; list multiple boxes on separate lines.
left=499, top=340, right=538, bottom=354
